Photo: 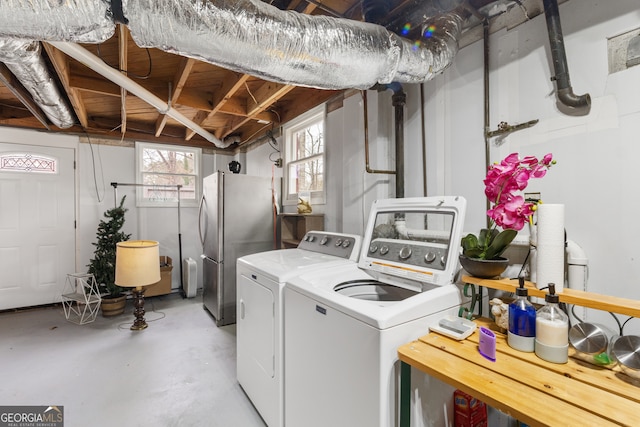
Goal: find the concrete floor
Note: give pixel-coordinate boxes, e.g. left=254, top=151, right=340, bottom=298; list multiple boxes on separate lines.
left=0, top=293, right=266, bottom=427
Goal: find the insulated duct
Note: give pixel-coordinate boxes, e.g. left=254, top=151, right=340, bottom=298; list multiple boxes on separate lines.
left=0, top=0, right=115, bottom=43
left=0, top=39, right=75, bottom=128
left=0, top=0, right=114, bottom=130
left=0, top=0, right=466, bottom=141
left=122, top=0, right=464, bottom=90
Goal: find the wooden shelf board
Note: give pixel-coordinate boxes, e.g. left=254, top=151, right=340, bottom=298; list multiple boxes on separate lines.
left=462, top=275, right=640, bottom=318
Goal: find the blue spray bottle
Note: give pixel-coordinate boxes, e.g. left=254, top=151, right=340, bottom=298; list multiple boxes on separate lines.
left=508, top=277, right=536, bottom=352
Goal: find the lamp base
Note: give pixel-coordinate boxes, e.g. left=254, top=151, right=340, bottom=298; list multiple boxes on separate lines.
left=130, top=287, right=148, bottom=331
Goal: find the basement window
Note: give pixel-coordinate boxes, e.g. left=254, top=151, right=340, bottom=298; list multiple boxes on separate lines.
left=283, top=104, right=326, bottom=206
left=135, top=142, right=202, bottom=207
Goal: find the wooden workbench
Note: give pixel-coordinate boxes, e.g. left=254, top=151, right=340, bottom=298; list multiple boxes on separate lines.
left=398, top=277, right=640, bottom=426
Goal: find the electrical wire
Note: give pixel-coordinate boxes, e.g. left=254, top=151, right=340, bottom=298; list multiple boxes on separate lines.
left=0, top=102, right=28, bottom=110
left=270, top=108, right=282, bottom=123
left=85, top=132, right=105, bottom=203
left=245, top=82, right=259, bottom=105
left=269, top=151, right=280, bottom=163
left=240, top=122, right=273, bottom=145
left=266, top=129, right=280, bottom=152
left=96, top=43, right=153, bottom=79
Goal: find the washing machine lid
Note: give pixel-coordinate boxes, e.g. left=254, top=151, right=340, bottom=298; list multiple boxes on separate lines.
left=357, top=196, right=466, bottom=287
left=238, top=231, right=362, bottom=283
left=287, top=264, right=463, bottom=329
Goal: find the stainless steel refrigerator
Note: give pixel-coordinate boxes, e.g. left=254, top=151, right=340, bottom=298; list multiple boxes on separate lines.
left=199, top=171, right=276, bottom=326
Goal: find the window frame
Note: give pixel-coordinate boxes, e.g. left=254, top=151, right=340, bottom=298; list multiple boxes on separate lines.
left=135, top=141, right=202, bottom=208
left=283, top=104, right=326, bottom=206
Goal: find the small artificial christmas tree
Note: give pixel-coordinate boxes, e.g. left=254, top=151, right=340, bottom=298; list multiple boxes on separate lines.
left=88, top=196, right=131, bottom=297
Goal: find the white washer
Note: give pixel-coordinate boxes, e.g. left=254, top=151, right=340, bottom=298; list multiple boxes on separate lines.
left=236, top=231, right=362, bottom=427
left=284, top=197, right=468, bottom=427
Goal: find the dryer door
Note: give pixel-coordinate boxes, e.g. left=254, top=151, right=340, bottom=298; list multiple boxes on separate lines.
left=237, top=272, right=278, bottom=427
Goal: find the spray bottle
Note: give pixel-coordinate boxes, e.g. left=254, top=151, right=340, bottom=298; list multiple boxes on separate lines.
left=508, top=277, right=536, bottom=352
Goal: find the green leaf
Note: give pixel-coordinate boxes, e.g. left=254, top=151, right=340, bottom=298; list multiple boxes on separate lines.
left=461, top=233, right=479, bottom=253
left=484, top=229, right=517, bottom=260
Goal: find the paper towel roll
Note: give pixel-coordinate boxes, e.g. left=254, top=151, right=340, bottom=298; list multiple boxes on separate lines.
left=536, top=204, right=565, bottom=291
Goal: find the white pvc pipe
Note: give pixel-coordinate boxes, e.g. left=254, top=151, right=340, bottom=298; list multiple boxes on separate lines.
left=49, top=41, right=226, bottom=147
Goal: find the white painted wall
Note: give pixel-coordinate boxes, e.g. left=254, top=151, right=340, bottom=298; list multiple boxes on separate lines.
left=418, top=0, right=640, bottom=334
left=284, top=0, right=640, bottom=335
left=77, top=142, right=222, bottom=293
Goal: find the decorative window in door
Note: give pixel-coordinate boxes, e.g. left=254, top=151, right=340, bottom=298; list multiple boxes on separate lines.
left=0, top=153, right=57, bottom=173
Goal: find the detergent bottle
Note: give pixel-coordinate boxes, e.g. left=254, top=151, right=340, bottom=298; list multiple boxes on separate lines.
left=508, top=277, right=536, bottom=352
left=535, top=283, right=569, bottom=363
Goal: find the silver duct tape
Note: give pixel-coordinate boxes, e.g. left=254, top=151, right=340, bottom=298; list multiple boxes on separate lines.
left=0, top=0, right=114, bottom=43
left=124, top=0, right=463, bottom=89
left=0, top=39, right=75, bottom=128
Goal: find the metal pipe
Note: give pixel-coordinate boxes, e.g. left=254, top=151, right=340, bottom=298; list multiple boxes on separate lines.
left=363, top=90, right=396, bottom=175
left=542, top=0, right=590, bottom=113
left=362, top=84, right=405, bottom=199
left=420, top=83, right=427, bottom=197
left=392, top=87, right=406, bottom=199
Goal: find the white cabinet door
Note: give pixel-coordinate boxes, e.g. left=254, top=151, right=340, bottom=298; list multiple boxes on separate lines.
left=0, top=144, right=75, bottom=309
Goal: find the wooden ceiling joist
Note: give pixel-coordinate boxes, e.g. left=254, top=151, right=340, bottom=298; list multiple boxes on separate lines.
left=155, top=56, right=196, bottom=137
left=0, top=63, right=50, bottom=129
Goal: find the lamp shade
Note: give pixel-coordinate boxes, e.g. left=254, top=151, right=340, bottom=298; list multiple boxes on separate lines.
left=115, top=240, right=161, bottom=288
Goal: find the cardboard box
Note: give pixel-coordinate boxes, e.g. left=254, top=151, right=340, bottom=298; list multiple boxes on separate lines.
left=454, top=389, right=487, bottom=427
left=145, top=256, right=173, bottom=297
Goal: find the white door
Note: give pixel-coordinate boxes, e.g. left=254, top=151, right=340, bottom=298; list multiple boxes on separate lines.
left=0, top=143, right=75, bottom=310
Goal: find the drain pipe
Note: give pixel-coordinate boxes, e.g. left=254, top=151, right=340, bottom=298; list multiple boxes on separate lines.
left=391, top=84, right=406, bottom=199
left=542, top=0, right=591, bottom=114
left=362, top=84, right=405, bottom=198
left=363, top=90, right=396, bottom=175
left=420, top=84, right=427, bottom=197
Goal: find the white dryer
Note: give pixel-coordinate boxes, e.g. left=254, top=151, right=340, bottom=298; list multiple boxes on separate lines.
left=236, top=231, right=361, bottom=427
left=284, top=197, right=468, bottom=427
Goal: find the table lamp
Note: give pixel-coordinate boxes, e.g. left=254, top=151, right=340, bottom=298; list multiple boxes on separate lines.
left=115, top=240, right=161, bottom=330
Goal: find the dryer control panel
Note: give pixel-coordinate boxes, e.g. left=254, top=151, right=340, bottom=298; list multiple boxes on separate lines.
left=297, top=231, right=362, bottom=261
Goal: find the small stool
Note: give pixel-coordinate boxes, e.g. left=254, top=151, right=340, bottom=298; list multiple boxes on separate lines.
left=61, top=273, right=102, bottom=325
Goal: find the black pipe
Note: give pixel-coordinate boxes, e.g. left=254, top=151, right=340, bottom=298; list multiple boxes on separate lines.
left=369, top=83, right=406, bottom=198
left=543, top=0, right=591, bottom=113
left=391, top=84, right=406, bottom=199
left=361, top=0, right=389, bottom=23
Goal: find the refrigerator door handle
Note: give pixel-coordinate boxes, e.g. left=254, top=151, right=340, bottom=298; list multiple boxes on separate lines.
left=198, top=194, right=207, bottom=247
left=239, top=299, right=245, bottom=320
